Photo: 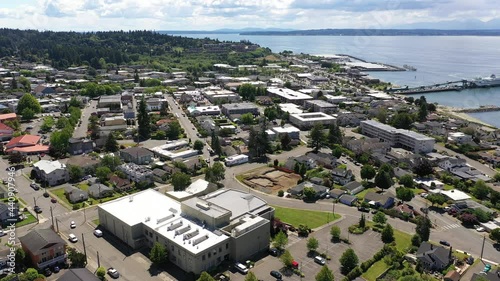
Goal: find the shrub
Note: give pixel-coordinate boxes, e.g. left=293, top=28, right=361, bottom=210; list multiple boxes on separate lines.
left=72, top=204, right=80, bottom=210
left=345, top=266, right=363, bottom=280
left=278, top=190, right=284, bottom=197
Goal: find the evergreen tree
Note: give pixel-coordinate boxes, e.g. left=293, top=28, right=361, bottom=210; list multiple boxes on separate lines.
left=315, top=265, right=334, bottom=281
left=418, top=100, right=428, bottom=121
left=105, top=133, right=119, bottom=152
left=375, top=171, right=393, bottom=190
left=339, top=248, right=359, bottom=274
left=308, top=123, right=326, bottom=152
left=137, top=96, right=151, bottom=140
left=381, top=224, right=395, bottom=243
left=360, top=165, right=376, bottom=180
left=211, top=130, right=222, bottom=157
left=359, top=213, right=366, bottom=228
left=415, top=216, right=431, bottom=241
left=171, top=172, right=191, bottom=191
left=326, top=123, right=343, bottom=147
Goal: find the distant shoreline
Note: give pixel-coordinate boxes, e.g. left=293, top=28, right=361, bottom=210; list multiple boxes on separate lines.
left=239, top=29, right=500, bottom=36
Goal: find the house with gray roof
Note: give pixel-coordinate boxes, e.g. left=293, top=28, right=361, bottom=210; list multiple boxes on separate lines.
left=58, top=268, right=100, bottom=281
left=120, top=147, right=154, bottom=165
left=64, top=186, right=89, bottom=203
left=364, top=192, right=395, bottom=209
left=329, top=189, right=346, bottom=199
left=339, top=194, right=358, bottom=206
left=343, top=181, right=364, bottom=195
left=332, top=169, right=353, bottom=185
left=32, top=160, right=69, bottom=186
left=0, top=202, right=19, bottom=225
left=416, top=242, right=452, bottom=271
left=19, top=228, right=67, bottom=269
left=88, top=184, right=113, bottom=199
left=289, top=181, right=329, bottom=199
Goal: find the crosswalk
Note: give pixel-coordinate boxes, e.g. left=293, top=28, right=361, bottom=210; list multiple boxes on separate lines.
left=441, top=223, right=461, bottom=230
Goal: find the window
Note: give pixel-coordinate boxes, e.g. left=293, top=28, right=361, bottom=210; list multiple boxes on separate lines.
left=225, top=243, right=229, bottom=249
left=208, top=252, right=211, bottom=258
left=219, top=247, right=222, bottom=253
left=171, top=245, right=174, bottom=252
left=202, top=255, right=205, bottom=261
left=156, top=236, right=158, bottom=242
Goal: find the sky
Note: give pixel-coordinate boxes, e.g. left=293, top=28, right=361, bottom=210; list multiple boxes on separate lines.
left=0, top=0, right=499, bottom=31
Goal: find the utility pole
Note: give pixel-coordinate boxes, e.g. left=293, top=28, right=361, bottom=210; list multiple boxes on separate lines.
left=480, top=235, right=486, bottom=260
left=82, top=233, right=88, bottom=265
left=55, top=218, right=59, bottom=233
left=50, top=206, right=54, bottom=229
left=97, top=251, right=100, bottom=268
left=33, top=197, right=38, bottom=222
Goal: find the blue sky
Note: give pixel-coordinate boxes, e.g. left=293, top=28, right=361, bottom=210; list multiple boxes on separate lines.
left=0, top=0, right=498, bottom=31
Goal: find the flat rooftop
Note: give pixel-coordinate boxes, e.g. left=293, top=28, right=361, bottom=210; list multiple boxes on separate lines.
left=306, top=99, right=337, bottom=107
left=267, top=87, right=313, bottom=101
left=272, top=126, right=300, bottom=134
left=221, top=103, right=258, bottom=110
left=203, top=189, right=270, bottom=220
left=278, top=103, right=303, bottom=115
left=290, top=112, right=336, bottom=122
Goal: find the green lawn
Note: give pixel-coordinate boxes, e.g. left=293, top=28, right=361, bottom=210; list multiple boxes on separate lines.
left=356, top=188, right=376, bottom=200
left=362, top=260, right=388, bottom=281
left=444, top=184, right=454, bottom=191
left=92, top=219, right=100, bottom=226
left=393, top=228, right=412, bottom=252
left=411, top=188, right=426, bottom=195
left=52, top=188, right=72, bottom=207
left=16, top=211, right=37, bottom=227
left=78, top=183, right=90, bottom=191
left=272, top=206, right=340, bottom=229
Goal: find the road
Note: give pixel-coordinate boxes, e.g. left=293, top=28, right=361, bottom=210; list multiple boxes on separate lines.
left=73, top=99, right=98, bottom=139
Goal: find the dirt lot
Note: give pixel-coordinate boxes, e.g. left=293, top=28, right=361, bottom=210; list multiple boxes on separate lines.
left=240, top=166, right=301, bottom=194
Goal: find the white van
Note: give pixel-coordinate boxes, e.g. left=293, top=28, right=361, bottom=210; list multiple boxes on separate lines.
left=314, top=256, right=326, bottom=265
left=235, top=262, right=248, bottom=274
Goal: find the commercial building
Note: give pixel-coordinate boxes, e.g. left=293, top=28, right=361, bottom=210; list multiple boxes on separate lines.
left=98, top=95, right=122, bottom=111
left=304, top=100, right=338, bottom=114
left=5, top=135, right=49, bottom=155
left=118, top=163, right=153, bottom=184
left=187, top=106, right=221, bottom=116
left=360, top=120, right=435, bottom=154
left=267, top=87, right=313, bottom=105
left=289, top=112, right=337, bottom=130
left=32, top=160, right=70, bottom=186
left=271, top=126, right=301, bottom=140
left=97, top=188, right=273, bottom=274
left=221, top=103, right=259, bottom=116
left=278, top=103, right=303, bottom=115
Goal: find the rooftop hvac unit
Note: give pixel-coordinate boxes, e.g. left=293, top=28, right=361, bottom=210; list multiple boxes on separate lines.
left=196, top=201, right=210, bottom=210
left=193, top=235, right=209, bottom=246
left=175, top=225, right=191, bottom=236
left=167, top=221, right=183, bottom=231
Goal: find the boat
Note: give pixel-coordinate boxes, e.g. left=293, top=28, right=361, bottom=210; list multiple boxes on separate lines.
left=403, top=64, right=417, bottom=71
left=472, top=74, right=500, bottom=87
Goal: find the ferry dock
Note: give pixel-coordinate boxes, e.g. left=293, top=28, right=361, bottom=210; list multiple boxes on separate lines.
left=386, top=79, right=499, bottom=95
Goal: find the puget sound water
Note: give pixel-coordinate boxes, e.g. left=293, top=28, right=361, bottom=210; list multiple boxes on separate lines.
left=171, top=33, right=500, bottom=128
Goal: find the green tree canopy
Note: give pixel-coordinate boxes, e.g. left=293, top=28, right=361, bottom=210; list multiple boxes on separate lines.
left=193, top=140, right=204, bottom=152
left=149, top=242, right=168, bottom=265
left=307, top=237, right=319, bottom=252
left=205, top=162, right=225, bottom=183
left=489, top=228, right=500, bottom=243
left=96, top=166, right=112, bottom=183
left=315, top=265, right=334, bottom=281
left=330, top=225, right=341, bottom=241
left=245, top=272, right=258, bottom=281
left=381, top=224, right=395, bottom=243
left=280, top=250, right=294, bottom=268
left=415, top=216, right=431, bottom=241
left=308, top=123, right=326, bottom=152
left=471, top=180, right=490, bottom=200
left=396, top=187, right=415, bottom=202
left=398, top=174, right=414, bottom=188
left=373, top=211, right=387, bottom=226
left=172, top=172, right=192, bottom=191
left=197, top=272, right=216, bottom=281
left=375, top=171, right=393, bottom=190
left=137, top=97, right=151, bottom=140
left=17, top=93, right=41, bottom=115
left=360, top=165, right=376, bottom=180
left=105, top=133, right=119, bottom=152
left=339, top=248, right=359, bottom=274
left=273, top=231, right=288, bottom=250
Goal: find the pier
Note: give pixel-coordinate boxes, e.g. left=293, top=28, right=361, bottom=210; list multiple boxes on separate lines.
left=385, top=79, right=498, bottom=95
left=457, top=106, right=500, bottom=113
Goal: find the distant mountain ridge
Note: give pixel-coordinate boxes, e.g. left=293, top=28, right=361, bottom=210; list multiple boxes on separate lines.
left=161, top=28, right=294, bottom=35
left=239, top=29, right=500, bottom=36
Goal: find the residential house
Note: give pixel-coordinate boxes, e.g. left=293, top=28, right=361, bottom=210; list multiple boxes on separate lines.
left=443, top=270, right=460, bottom=281
left=289, top=181, right=329, bottom=199
left=66, top=155, right=100, bottom=174
left=153, top=168, right=169, bottom=183
left=0, top=202, right=19, bottom=225
left=146, top=98, right=163, bottom=111
left=339, top=194, right=358, bottom=206
left=0, top=123, right=14, bottom=141
left=416, top=242, right=452, bottom=271
left=120, top=147, right=154, bottom=165
left=329, top=189, right=347, bottom=199
left=331, top=169, right=353, bottom=185
left=108, top=175, right=132, bottom=192
left=68, top=138, right=94, bottom=155
left=19, top=228, right=67, bottom=269
left=118, top=163, right=153, bottom=184
left=343, top=181, right=364, bottom=195
left=88, top=184, right=114, bottom=199
left=306, top=152, right=338, bottom=169
left=5, top=135, right=49, bottom=155
left=32, top=160, right=70, bottom=186
left=0, top=113, right=17, bottom=123
left=285, top=155, right=317, bottom=171
left=438, top=158, right=467, bottom=171
left=58, top=268, right=100, bottom=281
left=470, top=271, right=500, bottom=281
left=364, top=192, right=395, bottom=209
left=393, top=204, right=416, bottom=218
left=64, top=186, right=89, bottom=203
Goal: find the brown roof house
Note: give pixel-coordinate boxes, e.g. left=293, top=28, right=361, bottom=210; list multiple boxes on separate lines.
left=19, top=228, right=67, bottom=269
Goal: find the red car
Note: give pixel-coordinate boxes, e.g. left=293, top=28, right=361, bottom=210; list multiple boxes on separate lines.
left=51, top=198, right=57, bottom=203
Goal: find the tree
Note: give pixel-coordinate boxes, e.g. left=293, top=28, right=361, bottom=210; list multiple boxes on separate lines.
left=381, top=224, right=395, bottom=243
left=411, top=234, right=421, bottom=247
left=489, top=228, right=500, bottom=243
left=21, top=108, right=35, bottom=120
left=172, top=172, right=191, bottom=191
left=494, top=173, right=500, bottom=182
left=240, top=113, right=254, bottom=125
left=330, top=225, right=341, bottom=241
left=205, top=162, right=225, bottom=183
left=165, top=121, right=182, bottom=140
left=396, top=187, right=415, bottom=202
left=359, top=213, right=366, bottom=228
left=376, top=109, right=387, bottom=124
left=211, top=130, right=222, bottom=157
left=49, top=129, right=72, bottom=157
left=193, top=140, right=204, bottom=152
left=418, top=101, right=428, bottom=121
left=315, top=265, right=334, bottom=281
left=197, top=272, right=216, bottom=281
left=105, top=133, right=119, bottom=152
left=24, top=268, right=39, bottom=281
left=303, top=187, right=317, bottom=201
left=374, top=171, right=393, bottom=190
left=390, top=112, right=415, bottom=129
left=68, top=165, right=84, bottom=182
left=96, top=167, right=111, bottom=183
left=426, top=193, right=447, bottom=206
left=399, top=174, right=414, bottom=188
left=149, top=242, right=168, bottom=266
left=96, top=267, right=106, bottom=280
left=308, top=123, right=326, bottom=152
left=373, top=211, right=387, bottom=226
left=307, top=237, right=319, bottom=253
left=413, top=158, right=433, bottom=178
left=415, top=216, right=431, bottom=241
left=339, top=248, right=359, bottom=274
left=332, top=145, right=343, bottom=158
left=326, top=123, right=343, bottom=147
left=17, top=93, right=41, bottom=116
left=100, top=154, right=122, bottom=171
left=459, top=212, right=478, bottom=226
left=273, top=231, right=288, bottom=250
left=137, top=96, right=151, bottom=140
left=68, top=248, right=86, bottom=267
left=280, top=250, right=294, bottom=268
left=245, top=272, right=258, bottom=281
left=280, top=133, right=292, bottom=150
left=248, top=125, right=271, bottom=158
left=40, top=116, right=55, bottom=131
left=9, top=152, right=25, bottom=164
left=360, top=165, right=376, bottom=181
left=471, top=180, right=490, bottom=200
left=379, top=163, right=395, bottom=177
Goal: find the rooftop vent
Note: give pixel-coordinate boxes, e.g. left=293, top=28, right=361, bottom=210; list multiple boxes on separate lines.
left=193, top=235, right=209, bottom=246
left=196, top=201, right=210, bottom=210
left=167, top=221, right=183, bottom=231
left=175, top=225, right=191, bottom=236
left=183, top=229, right=200, bottom=241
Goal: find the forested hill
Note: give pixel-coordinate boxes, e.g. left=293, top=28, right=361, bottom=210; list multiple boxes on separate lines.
left=0, top=29, right=222, bottom=69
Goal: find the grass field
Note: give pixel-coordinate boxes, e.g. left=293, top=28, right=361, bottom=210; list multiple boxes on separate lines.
left=356, top=188, right=376, bottom=200
left=362, top=260, right=388, bottom=281
left=52, top=188, right=72, bottom=207
left=272, top=206, right=340, bottom=229
left=16, top=211, right=37, bottom=227
left=393, top=228, right=412, bottom=252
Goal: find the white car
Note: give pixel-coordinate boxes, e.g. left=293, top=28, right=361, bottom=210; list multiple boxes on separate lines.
left=107, top=268, right=120, bottom=278
left=70, top=221, right=76, bottom=229
left=476, top=227, right=485, bottom=232
left=68, top=234, right=78, bottom=243
left=94, top=229, right=103, bottom=237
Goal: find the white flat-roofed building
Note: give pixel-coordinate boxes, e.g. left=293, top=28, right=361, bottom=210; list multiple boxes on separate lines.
left=360, top=120, right=435, bottom=154
left=224, top=154, right=249, bottom=166
left=267, top=87, right=313, bottom=105
left=290, top=112, right=337, bottom=130
left=203, top=88, right=240, bottom=104
left=278, top=103, right=303, bottom=115
left=151, top=146, right=199, bottom=160
left=448, top=132, right=473, bottom=144
left=272, top=126, right=301, bottom=139
left=187, top=106, right=221, bottom=116
left=324, top=94, right=348, bottom=104
left=305, top=100, right=338, bottom=114
left=221, top=103, right=259, bottom=116
left=98, top=188, right=273, bottom=274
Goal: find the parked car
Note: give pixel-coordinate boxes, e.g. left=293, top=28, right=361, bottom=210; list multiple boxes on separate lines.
left=269, top=248, right=279, bottom=257
left=34, top=206, right=42, bottom=213
left=43, top=192, right=50, bottom=198
left=476, top=226, right=485, bottom=232
left=107, top=268, right=120, bottom=278
left=68, top=234, right=78, bottom=243
left=235, top=262, right=248, bottom=274
left=51, top=198, right=57, bottom=203
left=314, top=256, right=326, bottom=265
left=70, top=221, right=76, bottom=229
left=439, top=240, right=450, bottom=246
left=53, top=266, right=60, bottom=273
left=44, top=268, right=52, bottom=276
left=270, top=270, right=282, bottom=279
left=94, top=229, right=103, bottom=237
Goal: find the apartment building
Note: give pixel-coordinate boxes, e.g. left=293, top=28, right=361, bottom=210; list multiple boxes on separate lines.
left=360, top=120, right=435, bottom=154
left=289, top=112, right=337, bottom=130
left=117, top=163, right=153, bottom=184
